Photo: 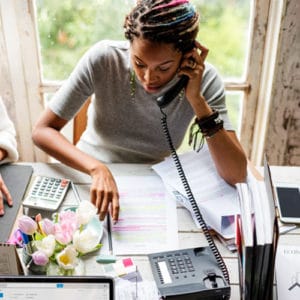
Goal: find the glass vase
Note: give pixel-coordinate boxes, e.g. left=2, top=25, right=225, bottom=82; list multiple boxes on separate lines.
left=22, top=243, right=85, bottom=276
left=22, top=243, right=47, bottom=275
left=46, top=259, right=85, bottom=276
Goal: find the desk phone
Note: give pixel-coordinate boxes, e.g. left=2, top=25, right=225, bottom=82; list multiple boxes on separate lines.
left=23, top=175, right=70, bottom=211
left=148, top=246, right=230, bottom=300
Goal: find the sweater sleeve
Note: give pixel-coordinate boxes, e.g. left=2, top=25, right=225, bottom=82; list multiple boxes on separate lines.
left=0, top=97, right=19, bottom=164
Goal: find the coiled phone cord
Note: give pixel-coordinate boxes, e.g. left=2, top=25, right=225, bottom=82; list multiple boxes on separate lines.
left=160, top=109, right=230, bottom=286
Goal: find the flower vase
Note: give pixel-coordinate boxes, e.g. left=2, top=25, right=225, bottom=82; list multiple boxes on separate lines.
left=22, top=243, right=85, bottom=276
left=46, top=259, right=86, bottom=276
left=22, top=243, right=47, bottom=275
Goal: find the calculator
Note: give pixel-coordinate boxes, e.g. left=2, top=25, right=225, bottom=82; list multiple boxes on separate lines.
left=23, top=175, right=71, bottom=211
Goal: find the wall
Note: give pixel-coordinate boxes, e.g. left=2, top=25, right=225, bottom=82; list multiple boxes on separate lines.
left=265, top=0, right=300, bottom=165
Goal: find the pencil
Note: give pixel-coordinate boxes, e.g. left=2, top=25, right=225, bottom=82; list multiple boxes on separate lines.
left=96, top=213, right=116, bottom=263
left=70, top=181, right=81, bottom=204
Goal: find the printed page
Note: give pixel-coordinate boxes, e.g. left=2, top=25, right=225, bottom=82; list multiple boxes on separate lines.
left=152, top=145, right=239, bottom=238
left=276, top=244, right=300, bottom=300
left=111, top=175, right=178, bottom=255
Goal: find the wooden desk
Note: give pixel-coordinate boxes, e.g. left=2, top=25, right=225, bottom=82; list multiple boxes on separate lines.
left=22, top=163, right=300, bottom=300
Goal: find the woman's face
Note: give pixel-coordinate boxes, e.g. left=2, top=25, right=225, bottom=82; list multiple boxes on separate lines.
left=130, top=38, right=182, bottom=94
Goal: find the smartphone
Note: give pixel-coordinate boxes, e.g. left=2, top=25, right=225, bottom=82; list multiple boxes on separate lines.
left=275, top=183, right=300, bottom=224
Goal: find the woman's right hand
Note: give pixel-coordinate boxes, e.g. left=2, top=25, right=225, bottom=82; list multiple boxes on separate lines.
left=32, top=108, right=120, bottom=223
left=89, top=164, right=120, bottom=223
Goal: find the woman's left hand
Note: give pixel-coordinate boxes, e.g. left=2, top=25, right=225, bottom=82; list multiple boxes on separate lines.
left=177, top=41, right=213, bottom=118
left=177, top=41, right=209, bottom=111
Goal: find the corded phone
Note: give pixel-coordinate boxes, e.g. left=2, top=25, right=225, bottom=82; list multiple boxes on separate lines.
left=148, top=74, right=231, bottom=299
left=156, top=75, right=189, bottom=108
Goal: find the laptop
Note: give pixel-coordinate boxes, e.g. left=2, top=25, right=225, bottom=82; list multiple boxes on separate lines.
left=0, top=275, right=114, bottom=300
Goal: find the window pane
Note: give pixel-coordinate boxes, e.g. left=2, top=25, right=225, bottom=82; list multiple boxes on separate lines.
left=195, top=0, right=251, bottom=79
left=226, top=91, right=244, bottom=136
left=36, top=0, right=251, bottom=81
left=36, top=0, right=136, bottom=80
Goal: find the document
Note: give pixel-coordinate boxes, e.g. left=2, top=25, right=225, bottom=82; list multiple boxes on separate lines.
left=276, top=244, right=300, bottom=300
left=152, top=145, right=239, bottom=239
left=110, top=175, right=178, bottom=255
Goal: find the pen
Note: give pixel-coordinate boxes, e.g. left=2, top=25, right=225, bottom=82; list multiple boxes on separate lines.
left=71, top=181, right=81, bottom=204
left=96, top=213, right=116, bottom=263
left=107, top=213, right=113, bottom=256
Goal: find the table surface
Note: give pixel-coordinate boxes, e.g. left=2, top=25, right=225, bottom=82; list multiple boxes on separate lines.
left=22, top=162, right=300, bottom=300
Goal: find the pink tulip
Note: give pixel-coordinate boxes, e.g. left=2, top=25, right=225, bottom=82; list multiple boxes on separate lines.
left=54, top=210, right=78, bottom=244
left=32, top=250, right=49, bottom=266
left=18, top=215, right=37, bottom=235
left=54, top=223, right=74, bottom=245
left=41, top=218, right=55, bottom=235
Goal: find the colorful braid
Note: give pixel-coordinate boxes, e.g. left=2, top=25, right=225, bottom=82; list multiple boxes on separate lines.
left=124, top=0, right=199, bottom=52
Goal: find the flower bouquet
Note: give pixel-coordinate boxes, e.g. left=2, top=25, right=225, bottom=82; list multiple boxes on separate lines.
left=18, top=201, right=102, bottom=275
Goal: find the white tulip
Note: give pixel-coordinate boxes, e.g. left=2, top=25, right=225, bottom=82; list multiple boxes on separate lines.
left=56, top=245, right=78, bottom=270
left=73, top=228, right=99, bottom=254
left=76, top=201, right=97, bottom=225
left=35, top=234, right=56, bottom=257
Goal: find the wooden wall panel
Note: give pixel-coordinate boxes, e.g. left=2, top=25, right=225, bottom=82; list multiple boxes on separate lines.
left=265, top=0, right=300, bottom=165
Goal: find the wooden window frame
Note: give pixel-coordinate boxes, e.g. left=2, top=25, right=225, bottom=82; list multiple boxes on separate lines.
left=0, top=0, right=284, bottom=165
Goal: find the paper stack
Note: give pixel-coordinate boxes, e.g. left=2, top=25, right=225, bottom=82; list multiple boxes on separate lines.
left=235, top=157, right=279, bottom=300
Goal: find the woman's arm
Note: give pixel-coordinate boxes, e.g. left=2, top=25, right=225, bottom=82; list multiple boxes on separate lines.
left=32, top=108, right=120, bottom=222
left=179, top=42, right=247, bottom=185
left=0, top=97, right=19, bottom=164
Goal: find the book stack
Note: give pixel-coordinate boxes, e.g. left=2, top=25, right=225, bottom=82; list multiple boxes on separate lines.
left=235, top=157, right=279, bottom=300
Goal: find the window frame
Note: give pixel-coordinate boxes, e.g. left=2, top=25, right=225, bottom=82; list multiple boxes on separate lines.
left=0, top=0, right=282, bottom=164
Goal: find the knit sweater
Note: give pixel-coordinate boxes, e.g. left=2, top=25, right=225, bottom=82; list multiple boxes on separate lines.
left=49, top=40, right=233, bottom=163
left=0, top=96, right=19, bottom=164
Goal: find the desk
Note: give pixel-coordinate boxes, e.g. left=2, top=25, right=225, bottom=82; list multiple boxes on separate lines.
left=20, top=163, right=300, bottom=299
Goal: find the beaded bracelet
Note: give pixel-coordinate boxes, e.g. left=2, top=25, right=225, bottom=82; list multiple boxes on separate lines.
left=188, top=109, right=224, bottom=152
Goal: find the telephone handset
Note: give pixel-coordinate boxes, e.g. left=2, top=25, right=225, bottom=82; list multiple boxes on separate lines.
left=156, top=75, right=189, bottom=108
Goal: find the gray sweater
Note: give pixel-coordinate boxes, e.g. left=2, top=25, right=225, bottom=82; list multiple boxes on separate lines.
left=49, top=40, right=233, bottom=163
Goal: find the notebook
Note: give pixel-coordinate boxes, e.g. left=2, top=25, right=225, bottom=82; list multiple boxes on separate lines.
left=0, top=164, right=33, bottom=242
left=0, top=275, right=115, bottom=300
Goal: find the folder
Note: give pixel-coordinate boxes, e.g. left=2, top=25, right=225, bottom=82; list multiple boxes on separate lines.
left=235, top=157, right=279, bottom=300
left=0, top=164, right=33, bottom=242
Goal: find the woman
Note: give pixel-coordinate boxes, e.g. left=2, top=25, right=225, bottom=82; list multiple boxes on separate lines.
left=32, top=0, right=247, bottom=223
left=0, top=96, right=19, bottom=216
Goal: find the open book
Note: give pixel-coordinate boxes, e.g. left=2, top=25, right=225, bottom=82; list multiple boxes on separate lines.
left=235, top=156, right=279, bottom=300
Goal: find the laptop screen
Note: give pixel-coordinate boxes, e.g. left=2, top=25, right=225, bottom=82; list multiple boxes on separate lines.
left=0, top=276, right=114, bottom=300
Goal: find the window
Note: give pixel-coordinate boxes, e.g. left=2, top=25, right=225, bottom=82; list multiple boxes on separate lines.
left=1, top=0, right=282, bottom=163
left=36, top=0, right=251, bottom=137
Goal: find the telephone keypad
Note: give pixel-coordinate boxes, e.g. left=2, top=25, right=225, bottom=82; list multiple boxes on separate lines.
left=166, top=252, right=195, bottom=277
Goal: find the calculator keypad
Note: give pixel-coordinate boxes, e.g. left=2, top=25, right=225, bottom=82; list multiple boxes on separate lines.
left=23, top=176, right=70, bottom=211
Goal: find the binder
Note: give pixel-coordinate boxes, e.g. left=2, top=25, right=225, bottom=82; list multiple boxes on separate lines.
left=0, top=164, right=33, bottom=242
left=235, top=157, right=279, bottom=300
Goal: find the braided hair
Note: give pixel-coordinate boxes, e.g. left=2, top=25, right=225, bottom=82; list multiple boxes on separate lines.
left=124, top=0, right=199, bottom=53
